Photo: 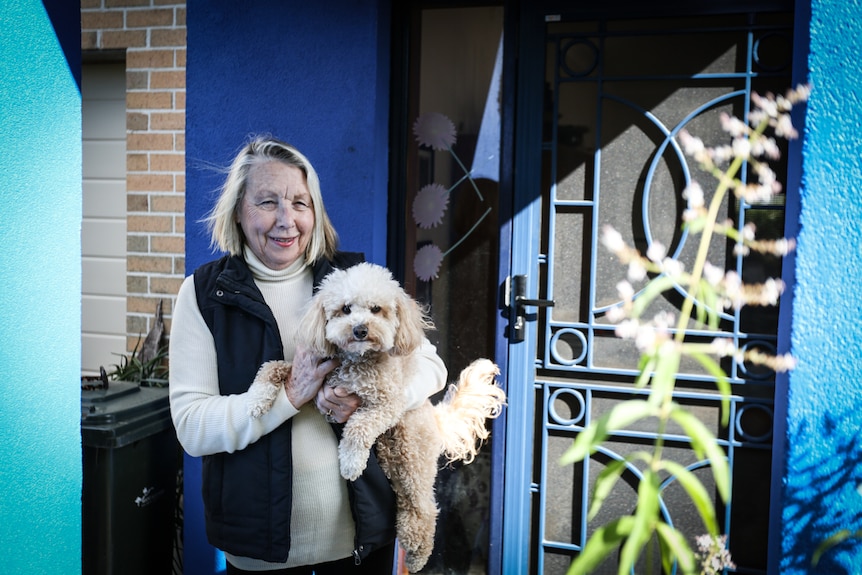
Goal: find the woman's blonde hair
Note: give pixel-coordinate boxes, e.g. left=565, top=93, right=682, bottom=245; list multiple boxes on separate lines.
left=204, top=136, right=339, bottom=264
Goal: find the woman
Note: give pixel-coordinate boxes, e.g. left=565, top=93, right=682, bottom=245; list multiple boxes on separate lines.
left=169, top=137, right=447, bottom=574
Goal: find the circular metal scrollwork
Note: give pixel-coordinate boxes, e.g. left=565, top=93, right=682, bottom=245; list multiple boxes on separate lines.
left=736, top=403, right=774, bottom=443
left=550, top=328, right=588, bottom=366
left=548, top=388, right=586, bottom=426
left=738, top=340, right=777, bottom=380
left=560, top=38, right=599, bottom=78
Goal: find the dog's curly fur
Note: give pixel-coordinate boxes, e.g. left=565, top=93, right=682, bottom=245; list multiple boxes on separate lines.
left=248, top=262, right=506, bottom=572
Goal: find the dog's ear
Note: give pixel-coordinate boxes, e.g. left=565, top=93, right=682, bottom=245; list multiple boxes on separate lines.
left=299, top=296, right=334, bottom=356
left=393, top=292, right=433, bottom=355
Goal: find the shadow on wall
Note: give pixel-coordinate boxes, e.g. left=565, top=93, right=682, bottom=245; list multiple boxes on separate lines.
left=781, top=411, right=862, bottom=574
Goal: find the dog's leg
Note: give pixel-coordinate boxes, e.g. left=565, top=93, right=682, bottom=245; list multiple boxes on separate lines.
left=338, top=396, right=407, bottom=480
left=378, top=407, right=440, bottom=573
left=247, top=360, right=292, bottom=418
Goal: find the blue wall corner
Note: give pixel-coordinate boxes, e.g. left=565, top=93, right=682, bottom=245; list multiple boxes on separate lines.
left=0, top=0, right=82, bottom=573
left=779, top=0, right=862, bottom=572
left=184, top=2, right=390, bottom=572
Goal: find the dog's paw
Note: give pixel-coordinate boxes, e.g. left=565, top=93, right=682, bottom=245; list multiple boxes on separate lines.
left=338, top=443, right=370, bottom=481
left=247, top=361, right=291, bottom=418
left=404, top=550, right=430, bottom=573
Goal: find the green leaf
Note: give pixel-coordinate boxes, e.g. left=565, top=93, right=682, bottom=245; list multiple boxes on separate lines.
left=635, top=354, right=657, bottom=388
left=660, top=460, right=718, bottom=536
left=618, top=469, right=661, bottom=574
left=669, top=406, right=731, bottom=502
left=648, top=345, right=681, bottom=408
left=688, top=350, right=732, bottom=426
left=812, top=529, right=862, bottom=566
left=566, top=516, right=636, bottom=575
left=588, top=458, right=627, bottom=521
left=588, top=451, right=651, bottom=521
left=655, top=521, right=698, bottom=575
left=561, top=400, right=657, bottom=465
left=631, top=276, right=678, bottom=319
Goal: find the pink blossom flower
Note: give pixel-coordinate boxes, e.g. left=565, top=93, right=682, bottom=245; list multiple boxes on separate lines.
left=414, top=244, right=444, bottom=281
left=412, top=183, right=449, bottom=229
left=413, top=112, right=457, bottom=151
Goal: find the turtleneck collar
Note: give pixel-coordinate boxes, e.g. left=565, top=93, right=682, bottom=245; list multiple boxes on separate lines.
left=243, top=245, right=308, bottom=283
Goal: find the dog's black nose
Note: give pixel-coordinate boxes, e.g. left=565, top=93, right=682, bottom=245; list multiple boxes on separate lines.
left=353, top=325, right=368, bottom=340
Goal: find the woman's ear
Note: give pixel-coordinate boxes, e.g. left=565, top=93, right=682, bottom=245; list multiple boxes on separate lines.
left=393, top=293, right=431, bottom=355
left=300, top=297, right=334, bottom=356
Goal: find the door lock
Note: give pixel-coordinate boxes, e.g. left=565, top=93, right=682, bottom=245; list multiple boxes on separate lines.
left=508, top=274, right=555, bottom=343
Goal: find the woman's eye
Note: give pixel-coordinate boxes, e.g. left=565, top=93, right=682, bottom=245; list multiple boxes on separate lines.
left=342, top=305, right=351, bottom=315
left=258, top=200, right=277, bottom=210
left=370, top=305, right=381, bottom=314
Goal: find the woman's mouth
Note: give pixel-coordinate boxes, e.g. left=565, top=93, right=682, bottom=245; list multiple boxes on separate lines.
left=271, top=236, right=296, bottom=248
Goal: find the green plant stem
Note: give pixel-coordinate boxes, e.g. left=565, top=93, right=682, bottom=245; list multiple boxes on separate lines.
left=446, top=144, right=485, bottom=202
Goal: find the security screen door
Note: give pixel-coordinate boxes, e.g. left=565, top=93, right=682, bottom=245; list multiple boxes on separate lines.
left=502, top=3, right=795, bottom=573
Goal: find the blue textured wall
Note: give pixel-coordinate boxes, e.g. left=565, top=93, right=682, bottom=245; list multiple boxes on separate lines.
left=780, top=0, right=862, bottom=572
left=0, top=1, right=82, bottom=573
left=185, top=2, right=391, bottom=572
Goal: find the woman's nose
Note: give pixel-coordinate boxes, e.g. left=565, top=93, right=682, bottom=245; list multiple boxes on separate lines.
left=275, top=203, right=294, bottom=228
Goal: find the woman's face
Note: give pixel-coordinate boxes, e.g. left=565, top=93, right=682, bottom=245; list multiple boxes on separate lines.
left=238, top=161, right=315, bottom=270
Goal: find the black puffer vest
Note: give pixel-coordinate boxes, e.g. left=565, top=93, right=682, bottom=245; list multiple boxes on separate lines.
left=193, top=253, right=396, bottom=563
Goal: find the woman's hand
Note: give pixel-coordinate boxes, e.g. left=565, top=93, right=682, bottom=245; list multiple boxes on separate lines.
left=315, top=384, right=362, bottom=423
left=283, top=346, right=338, bottom=408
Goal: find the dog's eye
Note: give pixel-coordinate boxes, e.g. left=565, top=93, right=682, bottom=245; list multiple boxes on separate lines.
left=341, top=305, right=351, bottom=315
left=370, top=305, right=381, bottom=314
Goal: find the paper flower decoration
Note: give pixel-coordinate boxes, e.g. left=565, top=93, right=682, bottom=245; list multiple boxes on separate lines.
left=413, top=112, right=457, bottom=151
left=413, top=244, right=444, bottom=282
left=412, top=183, right=449, bottom=229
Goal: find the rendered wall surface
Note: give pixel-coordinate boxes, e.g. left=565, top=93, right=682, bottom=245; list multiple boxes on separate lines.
left=184, top=2, right=390, bottom=572
left=780, top=0, right=862, bottom=572
left=0, top=0, right=82, bottom=573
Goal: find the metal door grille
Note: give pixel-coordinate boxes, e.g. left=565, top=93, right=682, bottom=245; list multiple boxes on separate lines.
left=530, top=11, right=793, bottom=574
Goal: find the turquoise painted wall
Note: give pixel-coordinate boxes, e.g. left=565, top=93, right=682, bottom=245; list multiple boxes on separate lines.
left=0, top=1, right=82, bottom=573
left=780, top=0, right=862, bottom=572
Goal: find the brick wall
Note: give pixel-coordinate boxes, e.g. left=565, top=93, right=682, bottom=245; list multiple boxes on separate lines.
left=81, top=0, right=186, bottom=351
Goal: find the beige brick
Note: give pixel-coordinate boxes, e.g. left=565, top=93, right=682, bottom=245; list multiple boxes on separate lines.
left=80, top=0, right=101, bottom=9
left=81, top=31, right=98, bottom=51
left=151, top=277, right=184, bottom=295
left=102, top=30, right=147, bottom=49
left=175, top=132, right=185, bottom=151
left=127, top=49, right=174, bottom=69
left=127, top=111, right=148, bottom=131
left=150, top=153, right=184, bottom=172
left=128, top=173, right=174, bottom=192
left=151, top=112, right=184, bottom=130
left=128, top=215, right=174, bottom=233
left=175, top=48, right=186, bottom=68
left=106, top=0, right=149, bottom=8
left=150, top=70, right=185, bottom=90
left=128, top=132, right=174, bottom=151
left=81, top=12, right=123, bottom=30
left=174, top=257, right=186, bottom=275
left=175, top=173, right=185, bottom=192
left=127, top=235, right=149, bottom=253
left=127, top=275, right=148, bottom=293
left=176, top=215, right=185, bottom=231
left=128, top=255, right=173, bottom=273
left=176, top=7, right=186, bottom=25
left=126, top=316, right=148, bottom=339
left=127, top=153, right=149, bottom=172
left=175, top=90, right=186, bottom=110
left=151, top=29, right=186, bottom=47
left=126, top=9, right=175, bottom=28
left=128, top=91, right=173, bottom=110
left=153, top=194, right=185, bottom=213
left=127, top=193, right=149, bottom=213
left=128, top=295, right=171, bottom=314
left=152, top=235, right=185, bottom=253
left=127, top=70, right=148, bottom=90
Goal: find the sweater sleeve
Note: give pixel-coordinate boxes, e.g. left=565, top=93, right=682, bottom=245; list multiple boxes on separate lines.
left=402, top=338, right=449, bottom=410
left=169, top=275, right=300, bottom=457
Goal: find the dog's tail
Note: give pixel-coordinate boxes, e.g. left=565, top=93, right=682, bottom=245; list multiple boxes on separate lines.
left=434, top=358, right=506, bottom=464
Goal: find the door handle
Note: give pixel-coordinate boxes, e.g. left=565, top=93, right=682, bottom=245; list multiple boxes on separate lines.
left=509, top=274, right=555, bottom=343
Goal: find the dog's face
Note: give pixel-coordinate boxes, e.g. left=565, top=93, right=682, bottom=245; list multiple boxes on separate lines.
left=302, top=263, right=432, bottom=357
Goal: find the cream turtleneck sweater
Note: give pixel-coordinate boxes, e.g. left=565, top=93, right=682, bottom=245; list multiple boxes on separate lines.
left=169, top=249, right=447, bottom=570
